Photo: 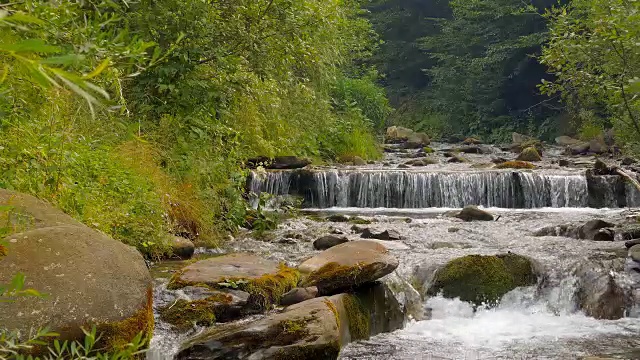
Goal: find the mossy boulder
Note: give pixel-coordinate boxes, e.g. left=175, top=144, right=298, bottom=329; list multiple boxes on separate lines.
left=0, top=190, right=153, bottom=350
left=168, top=253, right=300, bottom=311
left=517, top=147, right=542, bottom=162
left=427, top=253, right=538, bottom=307
left=176, top=285, right=404, bottom=360
left=299, top=241, right=398, bottom=295
left=454, top=206, right=494, bottom=222
left=495, top=160, right=535, bottom=169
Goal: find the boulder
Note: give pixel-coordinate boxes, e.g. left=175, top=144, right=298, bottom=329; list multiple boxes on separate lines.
left=495, top=161, right=535, bottom=169
left=171, top=236, right=196, bottom=259
left=326, top=214, right=349, bottom=223
left=360, top=229, right=402, bottom=241
left=621, top=157, right=637, bottom=166
left=314, top=235, right=349, bottom=250
left=168, top=253, right=299, bottom=311
left=576, top=260, right=632, bottom=319
left=589, top=138, right=608, bottom=154
left=0, top=189, right=152, bottom=349
left=457, top=145, right=488, bottom=154
left=454, top=206, right=494, bottom=222
left=578, top=220, right=616, bottom=240
left=516, top=147, right=542, bottom=162
left=404, top=158, right=437, bottom=167
left=447, top=155, right=466, bottom=163
left=629, top=245, right=640, bottom=262
left=246, top=156, right=311, bottom=170
left=299, top=241, right=398, bottom=295
left=512, top=132, right=531, bottom=145
left=567, top=142, right=591, bottom=155
left=177, top=287, right=404, bottom=360
left=385, top=126, right=415, bottom=143
left=160, top=288, right=250, bottom=330
left=280, top=287, right=319, bottom=306
left=463, top=137, right=483, bottom=145
left=625, top=239, right=640, bottom=249
left=404, top=132, right=431, bottom=148
left=556, top=135, right=582, bottom=146
left=427, top=253, right=538, bottom=307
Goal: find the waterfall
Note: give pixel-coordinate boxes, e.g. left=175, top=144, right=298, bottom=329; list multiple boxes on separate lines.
left=248, top=169, right=640, bottom=209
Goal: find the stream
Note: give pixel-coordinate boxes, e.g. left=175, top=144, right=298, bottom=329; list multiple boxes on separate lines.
left=148, top=143, right=640, bottom=359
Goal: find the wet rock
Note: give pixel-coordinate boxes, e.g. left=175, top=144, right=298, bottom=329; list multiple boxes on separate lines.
left=625, top=239, right=640, bottom=249
left=280, top=286, right=319, bottom=306
left=576, top=260, right=632, bottom=320
left=556, top=135, right=582, bottom=146
left=171, top=236, right=196, bottom=259
left=491, top=157, right=508, bottom=164
left=326, top=214, right=349, bottom=223
left=405, top=132, right=431, bottom=148
left=621, top=157, right=636, bottom=166
left=427, top=253, right=538, bottom=307
left=629, top=245, right=640, bottom=262
left=558, top=159, right=573, bottom=167
left=246, top=156, right=311, bottom=169
left=448, top=227, right=461, bottom=233
left=447, top=155, right=466, bottom=163
left=516, top=147, right=542, bottom=162
left=0, top=190, right=153, bottom=349
left=299, top=241, right=399, bottom=295
left=314, top=235, right=349, bottom=250
left=592, top=228, right=615, bottom=242
left=567, top=142, right=590, bottom=155
left=177, top=288, right=404, bottom=360
left=397, top=164, right=410, bottom=169
left=495, top=161, right=535, bottom=169
left=454, top=206, right=494, bottom=222
left=360, top=229, right=402, bottom=241
left=160, top=288, right=250, bottom=330
left=348, top=216, right=372, bottom=225
left=578, top=219, right=616, bottom=240
left=457, top=145, right=489, bottom=154
left=168, top=253, right=299, bottom=311
left=533, top=224, right=575, bottom=237
left=593, top=159, right=616, bottom=175
left=404, top=158, right=437, bottom=167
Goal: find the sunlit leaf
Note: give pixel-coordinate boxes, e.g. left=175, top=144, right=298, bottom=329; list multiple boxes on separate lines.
left=0, top=39, right=60, bottom=53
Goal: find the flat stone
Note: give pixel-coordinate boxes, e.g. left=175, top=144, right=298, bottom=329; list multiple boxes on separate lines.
left=299, top=241, right=399, bottom=295
left=171, top=253, right=281, bottom=287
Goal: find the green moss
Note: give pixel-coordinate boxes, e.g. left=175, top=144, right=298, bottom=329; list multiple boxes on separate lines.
left=423, top=146, right=435, bottom=154
left=242, top=264, right=301, bottom=310
left=323, top=299, right=341, bottom=334
left=159, top=293, right=234, bottom=330
left=303, top=262, right=380, bottom=294
left=348, top=217, right=372, bottom=225
left=96, top=286, right=154, bottom=350
left=428, top=254, right=537, bottom=307
left=495, top=161, right=535, bottom=169
left=342, top=294, right=370, bottom=341
left=273, top=341, right=341, bottom=360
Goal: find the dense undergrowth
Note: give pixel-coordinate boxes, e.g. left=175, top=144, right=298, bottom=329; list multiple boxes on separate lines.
left=0, top=0, right=390, bottom=258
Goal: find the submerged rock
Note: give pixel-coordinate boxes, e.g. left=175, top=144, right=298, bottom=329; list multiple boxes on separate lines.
left=360, top=228, right=402, bottom=241
left=299, top=241, right=399, bottom=295
left=428, top=253, right=538, bottom=307
left=314, top=235, right=349, bottom=250
left=168, top=253, right=299, bottom=311
left=0, top=189, right=153, bottom=349
left=454, top=206, right=494, bottom=222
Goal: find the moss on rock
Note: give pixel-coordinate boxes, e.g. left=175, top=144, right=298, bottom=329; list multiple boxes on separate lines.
left=303, top=262, right=382, bottom=294
left=495, top=161, right=535, bottom=169
left=342, top=295, right=370, bottom=341
left=517, top=147, right=542, bottom=162
left=96, top=286, right=154, bottom=350
left=159, top=293, right=235, bottom=331
left=428, top=254, right=537, bottom=307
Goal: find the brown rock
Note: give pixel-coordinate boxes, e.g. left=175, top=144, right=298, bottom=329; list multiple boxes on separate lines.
left=280, top=286, right=319, bottom=306
left=171, top=236, right=195, bottom=259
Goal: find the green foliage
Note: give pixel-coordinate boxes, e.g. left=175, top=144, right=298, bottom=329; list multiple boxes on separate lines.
left=540, top=0, right=640, bottom=151
left=0, top=326, right=146, bottom=359
left=0, top=0, right=385, bottom=258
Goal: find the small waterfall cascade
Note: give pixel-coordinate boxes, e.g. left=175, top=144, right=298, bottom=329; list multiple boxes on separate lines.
left=248, top=169, right=640, bottom=209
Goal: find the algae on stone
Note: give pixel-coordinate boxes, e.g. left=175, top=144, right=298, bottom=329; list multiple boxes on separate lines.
left=428, top=254, right=537, bottom=307
left=495, top=160, right=535, bottom=169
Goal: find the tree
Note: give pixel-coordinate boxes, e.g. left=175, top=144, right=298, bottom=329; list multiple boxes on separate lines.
left=540, top=0, right=640, bottom=149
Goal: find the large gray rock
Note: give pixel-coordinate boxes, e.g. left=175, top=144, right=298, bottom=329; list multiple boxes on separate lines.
left=576, top=260, right=633, bottom=320
left=176, top=286, right=405, bottom=360
left=0, top=190, right=152, bottom=348
left=299, top=241, right=399, bottom=295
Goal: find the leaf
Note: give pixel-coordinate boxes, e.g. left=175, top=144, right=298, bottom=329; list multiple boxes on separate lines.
left=83, top=58, right=111, bottom=79
left=4, top=13, right=45, bottom=25
left=0, top=39, right=60, bottom=53
left=40, top=54, right=85, bottom=66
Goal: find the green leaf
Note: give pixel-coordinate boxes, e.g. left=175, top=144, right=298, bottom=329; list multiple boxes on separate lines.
left=40, top=54, right=85, bottom=66
left=4, top=13, right=45, bottom=25
left=0, top=39, right=60, bottom=54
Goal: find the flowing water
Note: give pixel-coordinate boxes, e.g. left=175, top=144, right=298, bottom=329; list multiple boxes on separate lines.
left=149, top=145, right=640, bottom=359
